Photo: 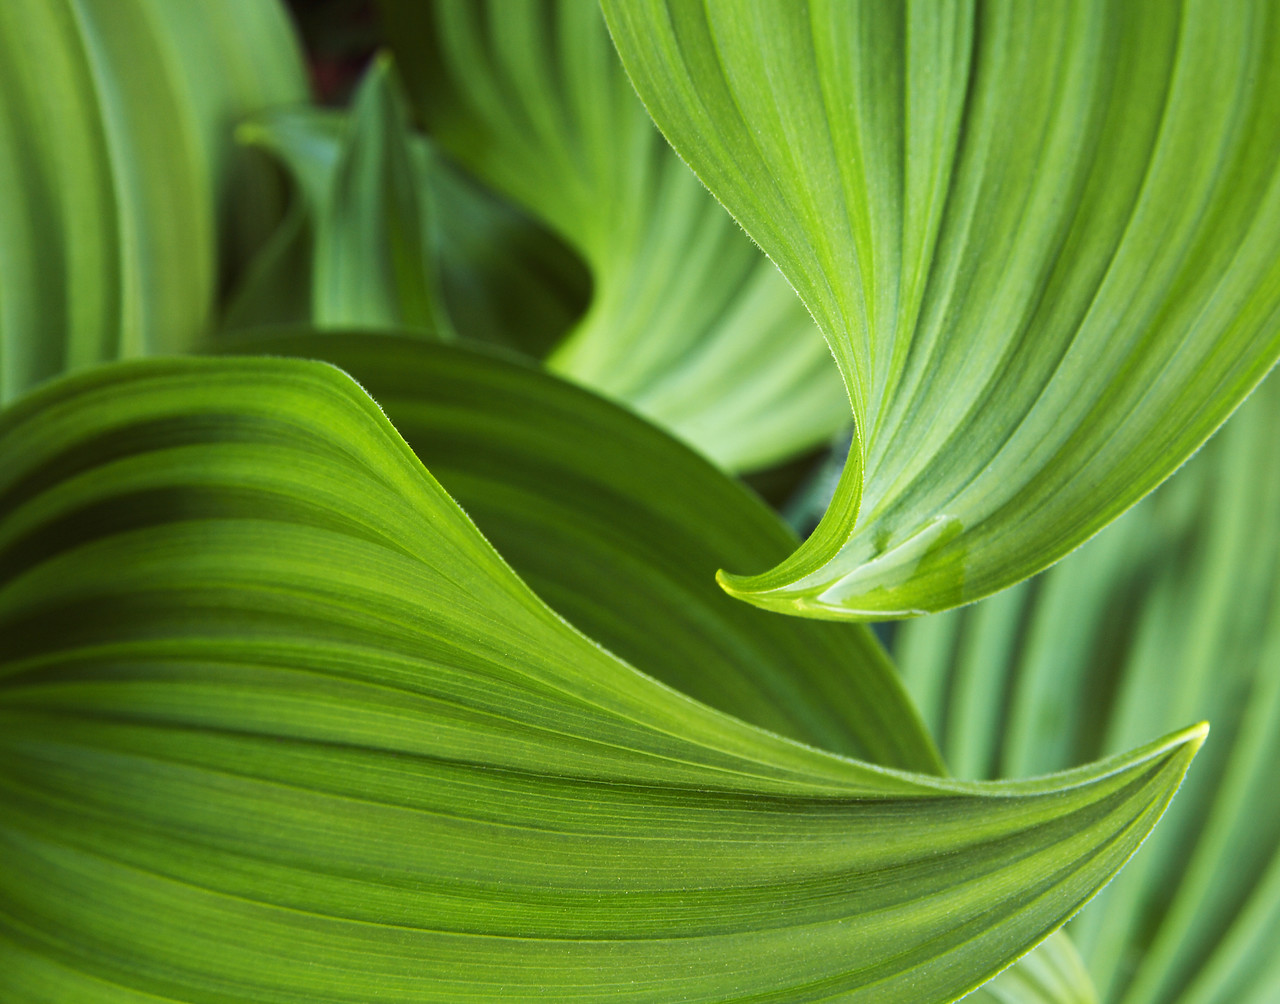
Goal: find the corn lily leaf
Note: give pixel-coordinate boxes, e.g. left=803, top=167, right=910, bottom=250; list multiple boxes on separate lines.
left=309, top=56, right=451, bottom=335
left=897, top=373, right=1280, bottom=1003
left=0, top=0, right=306, bottom=403
left=0, top=355, right=1202, bottom=1002
left=226, top=60, right=590, bottom=357
left=377, top=0, right=849, bottom=473
left=213, top=329, right=938, bottom=771
left=218, top=330, right=1095, bottom=1003
left=603, top=0, right=1280, bottom=618
left=231, top=56, right=452, bottom=337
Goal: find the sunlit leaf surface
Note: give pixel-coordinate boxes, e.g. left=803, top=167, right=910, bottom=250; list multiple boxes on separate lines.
left=223, top=330, right=1097, bottom=1004
left=604, top=0, right=1280, bottom=617
left=215, top=330, right=938, bottom=771
left=0, top=356, right=1201, bottom=1002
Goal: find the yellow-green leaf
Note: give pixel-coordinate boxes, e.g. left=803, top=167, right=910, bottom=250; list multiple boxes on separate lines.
left=0, top=355, right=1202, bottom=1002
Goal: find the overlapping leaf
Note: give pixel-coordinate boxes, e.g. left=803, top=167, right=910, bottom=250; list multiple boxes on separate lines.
left=0, top=355, right=1202, bottom=1002
left=214, top=330, right=937, bottom=770
left=604, top=0, right=1280, bottom=617
left=0, top=0, right=306, bottom=402
left=225, top=57, right=589, bottom=357
left=219, top=331, right=1091, bottom=1001
left=377, top=0, right=849, bottom=472
left=972, top=933, right=1098, bottom=1004
left=897, top=374, right=1280, bottom=1003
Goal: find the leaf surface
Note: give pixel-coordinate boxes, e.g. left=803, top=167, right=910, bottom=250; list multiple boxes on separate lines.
left=603, top=0, right=1280, bottom=617
left=222, top=331, right=1097, bottom=1001
left=0, top=0, right=306, bottom=402
left=227, top=61, right=590, bottom=358
left=213, top=330, right=938, bottom=770
left=377, top=0, right=849, bottom=472
left=897, top=373, right=1280, bottom=1003
left=0, top=356, right=1203, bottom=1003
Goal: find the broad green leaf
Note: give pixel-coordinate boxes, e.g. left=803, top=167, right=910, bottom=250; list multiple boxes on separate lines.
left=218, top=330, right=1091, bottom=1002
left=896, top=373, right=1280, bottom=1003
left=377, top=0, right=849, bottom=472
left=603, top=0, right=1280, bottom=617
left=226, top=62, right=590, bottom=357
left=214, top=329, right=939, bottom=771
left=0, top=356, right=1202, bottom=1002
left=0, top=0, right=306, bottom=403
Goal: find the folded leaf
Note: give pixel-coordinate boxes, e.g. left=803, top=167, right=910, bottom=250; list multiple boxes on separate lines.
left=897, top=373, right=1280, bottom=1003
left=603, top=0, right=1280, bottom=617
left=219, top=330, right=1094, bottom=1001
left=0, top=0, right=305, bottom=402
left=378, top=0, right=849, bottom=472
left=0, top=357, right=1202, bottom=1002
left=317, top=55, right=452, bottom=334
left=235, top=55, right=452, bottom=336
left=227, top=62, right=590, bottom=357
left=213, top=330, right=938, bottom=771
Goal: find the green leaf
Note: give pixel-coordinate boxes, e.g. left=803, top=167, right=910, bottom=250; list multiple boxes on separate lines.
left=0, top=356, right=1203, bottom=1002
left=896, top=373, right=1280, bottom=1002
left=213, top=329, right=939, bottom=771
left=0, top=0, right=306, bottom=403
left=226, top=61, right=590, bottom=357
left=377, top=0, right=850, bottom=472
left=971, top=932, right=1098, bottom=1004
left=603, top=0, right=1280, bottom=617
left=316, top=55, right=451, bottom=335
left=235, top=55, right=454, bottom=337
left=219, top=330, right=1094, bottom=1001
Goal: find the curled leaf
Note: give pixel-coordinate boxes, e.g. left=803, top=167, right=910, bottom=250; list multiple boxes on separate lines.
left=0, top=356, right=1203, bottom=1002
left=603, top=0, right=1280, bottom=617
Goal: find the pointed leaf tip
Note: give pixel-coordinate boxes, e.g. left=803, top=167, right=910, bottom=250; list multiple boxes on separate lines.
left=0, top=356, right=1215, bottom=1003
left=604, top=0, right=1280, bottom=618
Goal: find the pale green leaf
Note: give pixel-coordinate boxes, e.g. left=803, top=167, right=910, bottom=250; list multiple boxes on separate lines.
left=0, top=0, right=306, bottom=402
left=897, top=373, right=1280, bottom=1003
left=0, top=356, right=1202, bottom=1002
left=603, top=0, right=1280, bottom=617
left=971, top=932, right=1099, bottom=1004
left=377, top=0, right=850, bottom=472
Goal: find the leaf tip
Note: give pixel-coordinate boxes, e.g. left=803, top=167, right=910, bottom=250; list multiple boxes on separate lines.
left=1176, top=719, right=1210, bottom=756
